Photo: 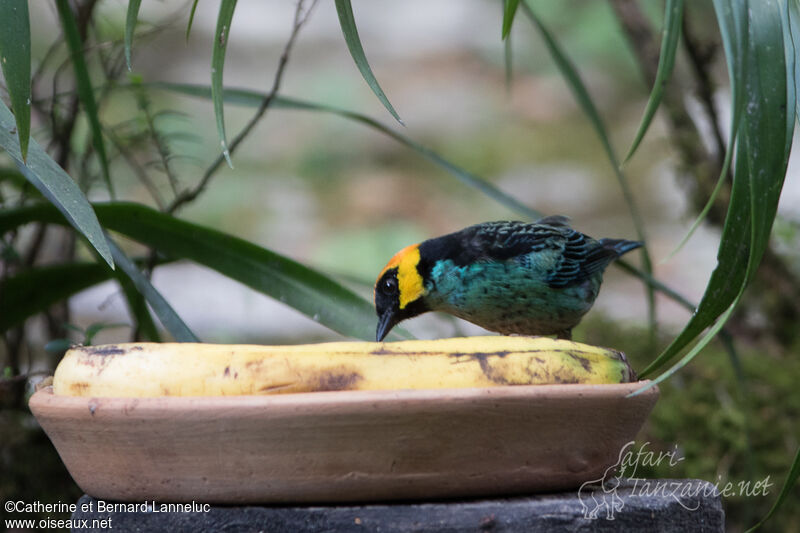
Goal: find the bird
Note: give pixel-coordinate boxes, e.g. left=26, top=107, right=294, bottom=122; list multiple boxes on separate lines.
left=374, top=216, right=642, bottom=342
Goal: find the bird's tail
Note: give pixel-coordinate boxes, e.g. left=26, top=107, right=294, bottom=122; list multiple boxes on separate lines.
left=599, top=238, right=643, bottom=257
left=583, top=239, right=642, bottom=276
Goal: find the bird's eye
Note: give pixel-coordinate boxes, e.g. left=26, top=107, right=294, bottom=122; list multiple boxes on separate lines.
left=382, top=277, right=398, bottom=294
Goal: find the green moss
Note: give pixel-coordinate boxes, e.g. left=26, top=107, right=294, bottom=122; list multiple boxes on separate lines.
left=578, top=315, right=800, bottom=532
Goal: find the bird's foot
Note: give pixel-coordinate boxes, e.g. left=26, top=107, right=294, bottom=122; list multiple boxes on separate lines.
left=556, top=329, right=572, bottom=341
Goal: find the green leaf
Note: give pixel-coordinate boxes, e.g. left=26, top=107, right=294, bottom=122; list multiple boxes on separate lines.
left=153, top=82, right=706, bottom=328
left=520, top=1, right=656, bottom=335
left=107, top=237, right=199, bottom=342
left=623, top=0, right=684, bottom=163
left=0, top=262, right=110, bottom=332
left=632, top=295, right=739, bottom=396
left=785, top=0, right=800, bottom=124
left=503, top=0, right=514, bottom=92
left=664, top=0, right=748, bottom=258
left=0, top=99, right=113, bottom=268
left=186, top=0, right=200, bottom=41
left=0, top=202, right=407, bottom=342
left=502, top=0, right=521, bottom=39
left=212, top=0, right=237, bottom=168
left=0, top=253, right=169, bottom=337
left=55, top=0, right=114, bottom=197
left=745, top=446, right=800, bottom=532
left=149, top=82, right=541, bottom=220
left=334, top=0, right=404, bottom=125
left=614, top=258, right=694, bottom=311
left=639, top=0, right=792, bottom=379
left=45, top=339, right=75, bottom=354
left=115, top=269, right=162, bottom=342
left=124, top=0, right=142, bottom=71
left=101, top=204, right=402, bottom=341
left=0, top=166, right=29, bottom=191
left=0, top=0, right=31, bottom=161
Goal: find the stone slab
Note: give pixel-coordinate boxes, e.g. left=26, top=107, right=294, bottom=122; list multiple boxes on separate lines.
left=71, top=478, right=724, bottom=533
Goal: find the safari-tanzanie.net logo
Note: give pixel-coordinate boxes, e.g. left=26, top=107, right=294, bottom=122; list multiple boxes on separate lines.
left=577, top=441, right=772, bottom=520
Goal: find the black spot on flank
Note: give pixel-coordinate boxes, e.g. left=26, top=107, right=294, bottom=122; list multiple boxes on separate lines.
left=224, top=366, right=231, bottom=377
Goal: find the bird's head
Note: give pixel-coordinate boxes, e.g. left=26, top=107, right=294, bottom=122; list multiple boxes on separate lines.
left=374, top=243, right=430, bottom=341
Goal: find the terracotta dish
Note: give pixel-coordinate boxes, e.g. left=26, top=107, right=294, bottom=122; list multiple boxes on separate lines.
left=30, top=382, right=658, bottom=504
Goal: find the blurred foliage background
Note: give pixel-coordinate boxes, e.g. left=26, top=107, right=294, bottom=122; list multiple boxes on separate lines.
left=1, top=1, right=799, bottom=531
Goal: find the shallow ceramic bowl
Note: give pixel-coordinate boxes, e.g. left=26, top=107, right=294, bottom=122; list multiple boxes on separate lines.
left=29, top=382, right=658, bottom=504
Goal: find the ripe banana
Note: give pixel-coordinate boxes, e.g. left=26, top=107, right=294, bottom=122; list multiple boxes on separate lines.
left=52, top=336, right=635, bottom=397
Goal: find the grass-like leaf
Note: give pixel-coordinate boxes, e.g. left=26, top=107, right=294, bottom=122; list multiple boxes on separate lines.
left=0, top=0, right=31, bottom=161
left=100, top=203, right=404, bottom=341
left=55, top=0, right=113, bottom=197
left=212, top=0, right=237, bottom=167
left=0, top=262, right=110, bottom=332
left=664, top=0, right=748, bottom=259
left=503, top=0, right=514, bottom=93
left=520, top=1, right=656, bottom=334
left=745, top=446, right=800, bottom=532
left=786, top=0, right=800, bottom=124
left=186, top=0, right=200, bottom=41
left=638, top=0, right=793, bottom=381
left=0, top=202, right=409, bottom=342
left=151, top=82, right=710, bottom=321
left=335, top=0, right=404, bottom=125
left=622, top=0, right=684, bottom=163
left=115, top=269, right=162, bottom=342
left=0, top=166, right=29, bottom=191
left=0, top=99, right=113, bottom=268
left=0, top=255, right=165, bottom=342
left=502, top=0, right=521, bottom=39
left=149, top=82, right=541, bottom=219
left=124, top=0, right=142, bottom=71
left=107, top=236, right=199, bottom=342
left=275, top=98, right=540, bottom=218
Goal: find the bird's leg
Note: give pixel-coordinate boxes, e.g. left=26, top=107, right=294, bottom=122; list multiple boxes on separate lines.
left=556, top=329, right=572, bottom=341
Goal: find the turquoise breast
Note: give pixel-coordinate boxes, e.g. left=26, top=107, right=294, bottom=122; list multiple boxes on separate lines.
left=424, top=256, right=601, bottom=335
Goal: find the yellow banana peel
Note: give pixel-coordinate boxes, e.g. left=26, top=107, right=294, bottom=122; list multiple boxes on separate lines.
left=52, top=336, right=635, bottom=397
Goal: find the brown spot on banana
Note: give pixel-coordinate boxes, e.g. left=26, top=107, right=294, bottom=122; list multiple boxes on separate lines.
left=307, top=367, right=363, bottom=392
left=258, top=382, right=297, bottom=394
left=79, top=345, right=142, bottom=356
left=70, top=382, right=89, bottom=394
left=51, top=336, right=636, bottom=397
left=565, top=351, right=592, bottom=372
left=552, top=372, right=580, bottom=384
left=476, top=355, right=511, bottom=385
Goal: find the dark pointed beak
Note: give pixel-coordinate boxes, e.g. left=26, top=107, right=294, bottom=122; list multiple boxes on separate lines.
left=376, top=309, right=397, bottom=342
